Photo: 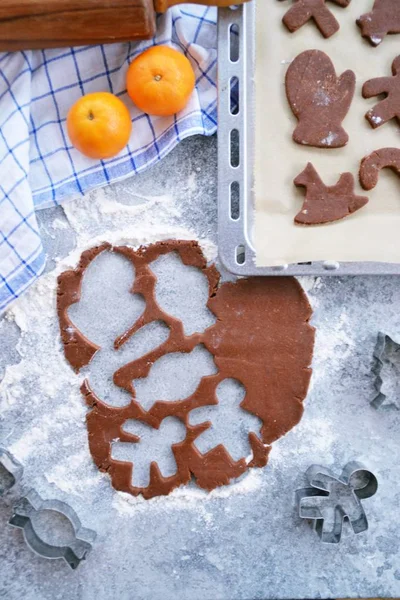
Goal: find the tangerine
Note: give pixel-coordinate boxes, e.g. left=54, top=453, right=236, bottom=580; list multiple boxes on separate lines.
left=67, top=92, right=132, bottom=159
left=126, top=46, right=196, bottom=117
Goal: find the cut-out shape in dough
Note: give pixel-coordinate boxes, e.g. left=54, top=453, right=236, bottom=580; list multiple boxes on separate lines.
left=286, top=50, right=355, bottom=149
left=81, top=320, right=170, bottom=408
left=111, top=417, right=187, bottom=489
left=359, top=147, right=400, bottom=190
left=357, top=0, right=400, bottom=47
left=151, top=252, right=216, bottom=336
left=189, top=378, right=262, bottom=463
left=362, top=56, right=400, bottom=129
left=67, top=249, right=145, bottom=349
left=294, top=163, right=369, bottom=225
left=133, top=345, right=218, bottom=410
left=58, top=241, right=315, bottom=499
left=279, top=0, right=351, bottom=38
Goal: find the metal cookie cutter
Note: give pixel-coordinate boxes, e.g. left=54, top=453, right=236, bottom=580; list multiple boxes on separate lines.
left=296, top=462, right=378, bottom=544
left=0, top=448, right=23, bottom=496
left=9, top=490, right=96, bottom=569
left=372, top=332, right=400, bottom=410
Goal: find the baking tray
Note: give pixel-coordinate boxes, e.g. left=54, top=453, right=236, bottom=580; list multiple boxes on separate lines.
left=217, top=2, right=400, bottom=276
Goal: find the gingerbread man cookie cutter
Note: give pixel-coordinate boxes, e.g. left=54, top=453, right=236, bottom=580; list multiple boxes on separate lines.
left=0, top=448, right=23, bottom=496
left=9, top=490, right=96, bottom=569
left=296, top=462, right=378, bottom=543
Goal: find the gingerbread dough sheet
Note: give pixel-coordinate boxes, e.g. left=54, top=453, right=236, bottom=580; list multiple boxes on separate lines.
left=255, top=0, right=400, bottom=266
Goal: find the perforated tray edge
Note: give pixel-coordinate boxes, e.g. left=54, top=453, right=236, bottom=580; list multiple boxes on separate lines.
left=217, top=2, right=400, bottom=276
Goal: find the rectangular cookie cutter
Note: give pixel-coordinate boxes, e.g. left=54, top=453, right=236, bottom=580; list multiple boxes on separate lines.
left=217, top=2, right=400, bottom=276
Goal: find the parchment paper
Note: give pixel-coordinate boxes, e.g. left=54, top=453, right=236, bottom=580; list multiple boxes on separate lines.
left=254, top=0, right=400, bottom=266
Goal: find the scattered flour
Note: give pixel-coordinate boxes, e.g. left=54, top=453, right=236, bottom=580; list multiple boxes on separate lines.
left=112, top=468, right=264, bottom=517
left=320, top=132, right=338, bottom=147
left=0, top=186, right=218, bottom=506
left=314, top=310, right=355, bottom=365
left=370, top=114, right=383, bottom=125
left=51, top=218, right=69, bottom=230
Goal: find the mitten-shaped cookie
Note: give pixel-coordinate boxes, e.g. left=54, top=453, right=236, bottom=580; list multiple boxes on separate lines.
left=286, top=50, right=355, bottom=148
left=357, top=0, right=400, bottom=46
left=363, top=56, right=400, bottom=128
left=280, top=0, right=351, bottom=38
left=294, top=163, right=368, bottom=225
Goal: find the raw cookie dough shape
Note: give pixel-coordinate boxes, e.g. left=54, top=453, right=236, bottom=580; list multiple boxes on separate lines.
left=357, top=0, right=400, bottom=47
left=359, top=147, right=400, bottom=190
left=279, top=0, right=351, bottom=38
left=362, top=56, right=400, bottom=129
left=286, top=50, right=355, bottom=149
left=294, top=163, right=369, bottom=225
left=58, top=241, right=315, bottom=499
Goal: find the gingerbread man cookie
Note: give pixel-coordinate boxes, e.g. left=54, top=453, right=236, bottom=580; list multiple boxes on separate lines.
left=294, top=163, right=368, bottom=225
left=280, top=0, right=351, bottom=38
left=362, top=56, right=400, bottom=129
left=286, top=50, right=355, bottom=148
left=357, top=0, right=400, bottom=46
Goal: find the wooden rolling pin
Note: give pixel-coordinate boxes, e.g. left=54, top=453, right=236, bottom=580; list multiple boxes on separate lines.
left=0, top=0, right=247, bottom=51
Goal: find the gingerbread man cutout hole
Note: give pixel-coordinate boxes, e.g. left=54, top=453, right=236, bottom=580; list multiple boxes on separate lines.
left=189, top=378, right=263, bottom=463
left=111, top=417, right=187, bottom=489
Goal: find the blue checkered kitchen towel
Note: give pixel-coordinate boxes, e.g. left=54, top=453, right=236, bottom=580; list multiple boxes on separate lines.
left=0, top=5, right=218, bottom=313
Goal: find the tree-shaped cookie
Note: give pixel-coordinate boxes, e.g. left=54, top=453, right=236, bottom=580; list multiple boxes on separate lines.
left=286, top=50, right=355, bottom=148
left=279, top=0, right=351, bottom=38
left=362, top=56, right=400, bottom=129
left=294, top=163, right=369, bottom=225
left=357, top=0, right=400, bottom=46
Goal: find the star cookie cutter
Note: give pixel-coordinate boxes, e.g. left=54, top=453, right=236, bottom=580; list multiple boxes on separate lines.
left=372, top=332, right=400, bottom=410
left=296, top=461, right=378, bottom=544
left=0, top=448, right=23, bottom=496
left=9, top=490, right=96, bottom=569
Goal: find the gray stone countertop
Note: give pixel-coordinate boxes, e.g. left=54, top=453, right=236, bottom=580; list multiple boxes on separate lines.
left=0, top=135, right=400, bottom=600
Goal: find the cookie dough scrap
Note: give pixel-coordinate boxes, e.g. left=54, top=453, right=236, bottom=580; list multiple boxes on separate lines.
left=363, top=56, right=400, bottom=129
left=57, top=241, right=315, bottom=499
left=286, top=50, right=355, bottom=148
left=280, top=0, right=352, bottom=38
left=294, top=163, right=369, bottom=225
left=360, top=148, right=400, bottom=190
left=357, top=0, right=400, bottom=46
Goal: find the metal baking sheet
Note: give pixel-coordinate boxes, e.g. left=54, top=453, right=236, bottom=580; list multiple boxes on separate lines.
left=217, top=2, right=400, bottom=276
